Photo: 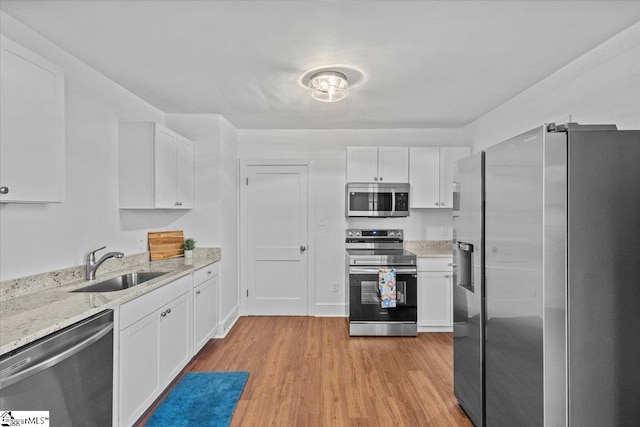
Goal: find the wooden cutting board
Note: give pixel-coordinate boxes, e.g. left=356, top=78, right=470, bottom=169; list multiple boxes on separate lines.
left=148, top=230, right=184, bottom=261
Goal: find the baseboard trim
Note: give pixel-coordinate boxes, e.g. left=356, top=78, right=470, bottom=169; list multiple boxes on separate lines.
left=418, top=325, right=453, bottom=333
left=314, top=303, right=347, bottom=317
left=217, top=304, right=240, bottom=338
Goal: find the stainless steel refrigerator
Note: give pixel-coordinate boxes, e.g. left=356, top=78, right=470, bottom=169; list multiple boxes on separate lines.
left=453, top=151, right=485, bottom=426
left=453, top=123, right=640, bottom=426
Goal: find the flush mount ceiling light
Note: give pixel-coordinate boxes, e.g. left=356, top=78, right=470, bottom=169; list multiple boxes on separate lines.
left=299, top=65, right=366, bottom=103
left=308, top=71, right=349, bottom=102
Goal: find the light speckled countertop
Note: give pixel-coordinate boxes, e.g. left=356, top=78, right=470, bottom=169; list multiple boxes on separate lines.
left=0, top=248, right=221, bottom=356
left=403, top=240, right=452, bottom=258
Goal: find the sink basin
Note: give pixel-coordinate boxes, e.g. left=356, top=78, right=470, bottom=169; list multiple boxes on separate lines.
left=72, top=272, right=168, bottom=292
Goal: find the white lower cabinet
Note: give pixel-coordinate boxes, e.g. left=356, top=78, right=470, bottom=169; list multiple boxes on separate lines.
left=193, top=262, right=219, bottom=354
left=119, top=309, right=161, bottom=426
left=118, top=275, right=192, bottom=426
left=417, top=258, right=453, bottom=332
left=159, top=293, right=191, bottom=384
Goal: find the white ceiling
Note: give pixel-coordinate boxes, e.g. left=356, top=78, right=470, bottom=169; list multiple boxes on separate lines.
left=1, top=1, right=639, bottom=129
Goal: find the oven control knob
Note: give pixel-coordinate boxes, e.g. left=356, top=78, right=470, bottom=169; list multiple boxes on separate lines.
left=356, top=232, right=361, bottom=236
left=348, top=231, right=353, bottom=236
left=389, top=231, right=395, bottom=237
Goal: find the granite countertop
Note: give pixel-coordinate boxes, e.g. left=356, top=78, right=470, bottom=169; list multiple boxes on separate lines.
left=0, top=248, right=221, bottom=356
left=403, top=240, right=453, bottom=258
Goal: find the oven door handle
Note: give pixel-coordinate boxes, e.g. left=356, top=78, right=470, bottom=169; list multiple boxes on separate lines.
left=349, top=267, right=417, bottom=275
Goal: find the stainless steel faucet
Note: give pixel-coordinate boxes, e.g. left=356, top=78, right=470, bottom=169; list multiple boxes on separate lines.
left=85, top=246, right=124, bottom=280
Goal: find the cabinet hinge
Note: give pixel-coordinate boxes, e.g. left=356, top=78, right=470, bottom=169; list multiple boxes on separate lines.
left=246, top=178, right=248, bottom=186
left=246, top=289, right=249, bottom=297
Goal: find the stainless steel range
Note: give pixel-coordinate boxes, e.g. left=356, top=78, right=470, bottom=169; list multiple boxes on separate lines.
left=346, top=229, right=417, bottom=336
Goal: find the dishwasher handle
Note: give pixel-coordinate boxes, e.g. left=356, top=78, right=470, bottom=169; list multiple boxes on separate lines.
left=0, top=322, right=113, bottom=389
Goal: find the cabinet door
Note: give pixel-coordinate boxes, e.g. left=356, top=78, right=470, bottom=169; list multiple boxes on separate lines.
left=440, top=147, right=471, bottom=208
left=0, top=36, right=65, bottom=203
left=159, top=292, right=191, bottom=385
left=346, top=146, right=378, bottom=182
left=154, top=125, right=177, bottom=208
left=193, top=276, right=218, bottom=354
left=175, top=135, right=194, bottom=209
left=409, top=147, right=440, bottom=208
left=378, top=147, right=409, bottom=183
left=119, top=311, right=161, bottom=426
left=418, top=271, right=452, bottom=327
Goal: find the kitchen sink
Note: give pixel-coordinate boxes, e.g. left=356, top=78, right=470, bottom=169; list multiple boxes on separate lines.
left=72, top=272, right=168, bottom=292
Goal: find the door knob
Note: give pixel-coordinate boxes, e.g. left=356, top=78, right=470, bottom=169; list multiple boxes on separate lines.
left=300, top=245, right=307, bottom=252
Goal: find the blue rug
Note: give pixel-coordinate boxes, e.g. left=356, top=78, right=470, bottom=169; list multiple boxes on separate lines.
left=145, top=372, right=249, bottom=427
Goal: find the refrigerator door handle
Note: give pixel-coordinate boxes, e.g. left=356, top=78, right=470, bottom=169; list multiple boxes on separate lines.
left=459, top=242, right=473, bottom=252
left=456, top=241, right=474, bottom=292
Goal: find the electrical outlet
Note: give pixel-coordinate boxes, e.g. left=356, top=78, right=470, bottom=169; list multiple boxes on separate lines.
left=332, top=281, right=338, bottom=292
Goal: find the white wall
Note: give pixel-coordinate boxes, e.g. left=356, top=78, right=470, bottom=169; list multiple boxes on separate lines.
left=0, top=14, right=230, bottom=282
left=237, top=128, right=467, bottom=315
left=166, top=114, right=240, bottom=328
left=464, top=22, right=640, bottom=151
left=219, top=118, right=240, bottom=325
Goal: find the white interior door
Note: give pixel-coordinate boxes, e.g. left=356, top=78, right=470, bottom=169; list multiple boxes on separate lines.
left=245, top=165, right=308, bottom=315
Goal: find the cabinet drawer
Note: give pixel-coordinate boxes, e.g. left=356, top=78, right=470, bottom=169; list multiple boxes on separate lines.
left=193, top=262, right=219, bottom=287
left=120, top=274, right=192, bottom=330
left=417, top=258, right=453, bottom=272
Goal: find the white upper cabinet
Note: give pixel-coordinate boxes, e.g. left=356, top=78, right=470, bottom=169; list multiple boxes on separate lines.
left=346, top=146, right=409, bottom=183
left=0, top=36, right=65, bottom=203
left=440, top=147, right=470, bottom=208
left=409, top=147, right=440, bottom=208
left=410, top=146, right=470, bottom=208
left=119, top=122, right=194, bottom=209
left=346, top=146, right=378, bottom=182
left=175, top=135, right=195, bottom=210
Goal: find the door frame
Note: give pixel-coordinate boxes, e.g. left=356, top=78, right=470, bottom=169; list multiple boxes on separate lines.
left=239, top=159, right=315, bottom=316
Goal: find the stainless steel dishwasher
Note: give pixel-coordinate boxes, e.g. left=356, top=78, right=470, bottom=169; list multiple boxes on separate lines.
left=0, top=310, right=113, bottom=426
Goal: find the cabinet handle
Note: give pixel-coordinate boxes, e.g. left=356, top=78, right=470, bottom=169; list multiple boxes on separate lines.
left=161, top=310, right=167, bottom=317
left=175, top=201, right=183, bottom=206
left=207, top=270, right=212, bottom=275
left=167, top=308, right=172, bottom=314
left=444, top=274, right=451, bottom=278
left=448, top=263, right=457, bottom=267
left=379, top=177, right=383, bottom=181
left=435, top=202, right=439, bottom=206
left=0, top=187, right=8, bottom=194
left=373, top=177, right=378, bottom=181
left=441, top=202, right=446, bottom=207
left=196, top=290, right=201, bottom=295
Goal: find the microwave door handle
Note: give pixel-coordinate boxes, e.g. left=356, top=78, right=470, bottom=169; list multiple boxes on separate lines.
left=392, top=190, right=396, bottom=213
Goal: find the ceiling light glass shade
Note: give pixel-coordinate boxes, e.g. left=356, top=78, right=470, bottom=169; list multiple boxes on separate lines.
left=308, top=71, right=349, bottom=102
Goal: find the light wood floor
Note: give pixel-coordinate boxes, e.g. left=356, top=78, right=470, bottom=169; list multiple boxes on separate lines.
left=136, top=317, right=472, bottom=426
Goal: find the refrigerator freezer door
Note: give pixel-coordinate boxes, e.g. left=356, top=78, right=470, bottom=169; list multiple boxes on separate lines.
left=484, top=127, right=546, bottom=426
left=453, top=152, right=484, bottom=427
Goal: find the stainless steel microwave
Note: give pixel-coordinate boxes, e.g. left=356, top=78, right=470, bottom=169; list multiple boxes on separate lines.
left=346, top=183, right=410, bottom=217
